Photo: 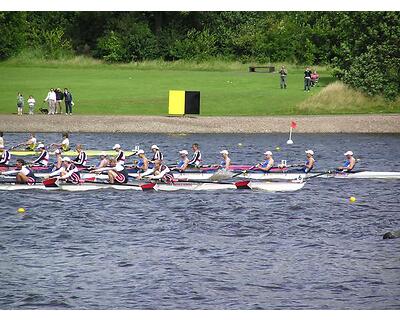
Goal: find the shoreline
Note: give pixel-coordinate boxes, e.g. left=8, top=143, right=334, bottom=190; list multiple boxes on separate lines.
left=1, top=114, right=400, bottom=133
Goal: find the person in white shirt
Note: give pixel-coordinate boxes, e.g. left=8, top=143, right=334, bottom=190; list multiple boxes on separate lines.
left=0, top=132, right=4, bottom=147
left=1, top=159, right=37, bottom=184
left=44, top=88, right=56, bottom=115
left=27, top=95, right=36, bottom=115
left=32, top=143, right=49, bottom=166
left=0, top=145, right=11, bottom=166
left=51, top=132, right=70, bottom=152
left=49, top=157, right=81, bottom=184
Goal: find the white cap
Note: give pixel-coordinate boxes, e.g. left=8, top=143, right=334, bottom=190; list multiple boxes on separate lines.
left=305, top=150, right=314, bottom=155
left=151, top=144, right=159, bottom=150
left=0, top=145, right=4, bottom=149
left=137, top=149, right=145, bottom=155
left=220, top=150, right=229, bottom=155
left=264, top=151, right=273, bottom=155
left=62, top=157, right=71, bottom=162
left=100, top=151, right=107, bottom=157
left=179, top=150, right=188, bottom=155
left=54, top=149, right=61, bottom=154
left=112, top=144, right=121, bottom=150
left=37, top=143, right=45, bottom=149
left=344, top=151, right=353, bottom=156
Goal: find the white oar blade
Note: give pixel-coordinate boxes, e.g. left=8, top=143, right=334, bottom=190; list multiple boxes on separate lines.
left=209, top=169, right=234, bottom=181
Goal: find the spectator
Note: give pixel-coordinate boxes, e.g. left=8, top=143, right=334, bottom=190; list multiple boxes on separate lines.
left=304, top=66, right=312, bottom=92
left=64, top=88, right=73, bottom=115
left=279, top=66, right=287, bottom=89
left=44, top=88, right=56, bottom=115
left=27, top=95, right=36, bottom=115
left=17, top=93, right=24, bottom=115
left=311, top=70, right=319, bottom=87
left=55, top=88, right=64, bottom=114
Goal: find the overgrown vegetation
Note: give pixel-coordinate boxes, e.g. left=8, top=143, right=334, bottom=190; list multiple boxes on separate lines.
left=0, top=11, right=399, bottom=101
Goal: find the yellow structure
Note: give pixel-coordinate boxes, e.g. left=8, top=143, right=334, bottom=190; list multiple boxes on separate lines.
left=168, top=90, right=185, bottom=115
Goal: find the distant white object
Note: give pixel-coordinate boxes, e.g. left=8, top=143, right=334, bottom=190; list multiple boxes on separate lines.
left=286, top=139, right=293, bottom=145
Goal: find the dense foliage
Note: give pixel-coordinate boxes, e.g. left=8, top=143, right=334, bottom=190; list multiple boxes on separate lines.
left=1, top=12, right=399, bottom=99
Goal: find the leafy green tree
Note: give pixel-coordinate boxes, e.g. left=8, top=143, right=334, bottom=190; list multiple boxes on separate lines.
left=0, top=12, right=28, bottom=59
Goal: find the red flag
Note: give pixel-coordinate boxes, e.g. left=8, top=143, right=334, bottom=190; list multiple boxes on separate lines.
left=290, top=121, right=297, bottom=129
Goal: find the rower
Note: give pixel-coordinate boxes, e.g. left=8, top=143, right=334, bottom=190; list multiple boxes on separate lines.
left=49, top=157, right=80, bottom=184
left=97, top=151, right=109, bottom=168
left=219, top=150, right=231, bottom=169
left=22, top=133, right=37, bottom=151
left=150, top=145, right=163, bottom=163
left=51, top=133, right=70, bottom=152
left=0, top=145, right=11, bottom=166
left=53, top=149, right=63, bottom=171
left=0, top=132, right=4, bottom=147
left=337, top=151, right=356, bottom=172
left=188, top=143, right=202, bottom=167
left=135, top=149, right=149, bottom=178
left=72, top=144, right=87, bottom=166
left=32, top=143, right=49, bottom=166
left=113, top=144, right=125, bottom=165
left=141, top=159, right=174, bottom=183
left=1, top=159, right=36, bottom=184
left=304, top=150, right=315, bottom=173
left=256, top=151, right=274, bottom=172
left=91, top=158, right=129, bottom=184
left=173, top=150, right=190, bottom=172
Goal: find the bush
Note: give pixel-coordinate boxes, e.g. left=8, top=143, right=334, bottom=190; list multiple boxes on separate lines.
left=96, top=31, right=127, bottom=63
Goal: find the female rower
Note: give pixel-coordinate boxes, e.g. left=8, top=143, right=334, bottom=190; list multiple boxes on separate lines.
left=91, top=158, right=129, bottom=184
left=113, top=144, right=125, bottom=165
left=73, top=144, right=87, bottom=166
left=337, top=151, right=356, bottom=172
left=53, top=149, right=63, bottom=171
left=150, top=145, right=163, bottom=163
left=135, top=149, right=149, bottom=178
left=0, top=145, right=11, bottom=166
left=51, top=133, right=70, bottom=152
left=141, top=160, right=174, bottom=183
left=98, top=152, right=109, bottom=168
left=32, top=143, right=49, bottom=166
left=1, top=159, right=36, bottom=184
left=188, top=143, right=202, bottom=168
left=256, top=151, right=274, bottom=172
left=174, top=150, right=190, bottom=172
left=219, top=150, right=231, bottom=170
left=49, top=157, right=80, bottom=184
left=304, top=150, right=315, bottom=173
left=18, top=133, right=37, bottom=151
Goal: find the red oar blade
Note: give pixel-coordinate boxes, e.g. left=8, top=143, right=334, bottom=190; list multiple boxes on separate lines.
left=141, top=182, right=156, bottom=191
left=235, top=180, right=251, bottom=189
left=43, top=177, right=59, bottom=187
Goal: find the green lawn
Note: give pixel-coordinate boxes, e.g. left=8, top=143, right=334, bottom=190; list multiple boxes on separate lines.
left=0, top=61, right=391, bottom=115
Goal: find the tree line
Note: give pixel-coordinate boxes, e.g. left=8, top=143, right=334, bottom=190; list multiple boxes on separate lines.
left=0, top=11, right=399, bottom=100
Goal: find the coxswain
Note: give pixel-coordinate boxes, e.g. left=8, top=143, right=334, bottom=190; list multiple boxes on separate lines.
left=72, top=144, right=87, bottom=166
left=304, top=150, right=315, bottom=173
left=49, top=157, right=80, bottom=184
left=32, top=143, right=49, bottom=166
left=1, top=159, right=36, bottom=184
left=188, top=143, right=202, bottom=167
left=91, top=158, right=129, bottom=184
left=337, top=151, right=356, bottom=172
left=150, top=145, right=163, bottom=163
left=0, top=144, right=11, bottom=166
left=135, top=149, right=150, bottom=178
left=256, top=151, right=274, bottom=172
left=141, top=159, right=174, bottom=183
left=51, top=133, right=70, bottom=152
left=219, top=150, right=231, bottom=169
left=174, top=150, right=190, bottom=172
left=113, top=144, right=125, bottom=165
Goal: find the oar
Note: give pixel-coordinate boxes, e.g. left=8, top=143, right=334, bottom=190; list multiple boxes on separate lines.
left=230, top=165, right=257, bottom=179
left=303, top=170, right=333, bottom=181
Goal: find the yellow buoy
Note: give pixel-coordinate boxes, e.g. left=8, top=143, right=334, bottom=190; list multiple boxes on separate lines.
left=349, top=197, right=356, bottom=203
left=238, top=143, right=243, bottom=147
left=275, top=146, right=281, bottom=151
left=17, top=207, right=26, bottom=213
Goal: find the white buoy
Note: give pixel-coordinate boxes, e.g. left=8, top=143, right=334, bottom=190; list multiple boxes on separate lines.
left=286, top=139, right=293, bottom=145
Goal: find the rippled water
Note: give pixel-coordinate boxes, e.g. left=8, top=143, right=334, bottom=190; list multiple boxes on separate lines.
left=1, top=133, right=399, bottom=309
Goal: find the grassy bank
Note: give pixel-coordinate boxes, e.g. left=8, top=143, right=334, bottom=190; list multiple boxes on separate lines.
left=0, top=58, right=398, bottom=116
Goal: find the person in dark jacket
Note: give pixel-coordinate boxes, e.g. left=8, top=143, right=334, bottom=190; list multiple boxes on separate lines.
left=64, top=88, right=73, bottom=115
left=304, top=67, right=312, bottom=92
left=55, top=88, right=64, bottom=114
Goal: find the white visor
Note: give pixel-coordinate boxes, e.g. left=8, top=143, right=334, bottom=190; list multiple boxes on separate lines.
left=179, top=150, right=188, bottom=155
left=62, top=157, right=71, bottom=162
left=344, top=151, right=353, bottom=156
left=264, top=151, right=273, bottom=155
left=37, top=143, right=45, bottom=149
left=220, top=150, right=229, bottom=155
left=112, top=144, right=121, bottom=150
left=305, top=150, right=314, bottom=155
left=151, top=145, right=159, bottom=150
left=137, top=149, right=145, bottom=155
left=54, top=149, right=61, bottom=154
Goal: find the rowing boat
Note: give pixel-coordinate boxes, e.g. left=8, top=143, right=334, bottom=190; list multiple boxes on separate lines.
left=9, top=150, right=137, bottom=157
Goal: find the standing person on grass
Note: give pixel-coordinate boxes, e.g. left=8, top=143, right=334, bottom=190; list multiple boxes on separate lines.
left=64, top=88, right=73, bottom=115
left=55, top=88, right=64, bottom=114
left=304, top=67, right=312, bottom=92
left=44, top=88, right=56, bottom=115
left=279, top=66, right=287, bottom=89
left=27, top=95, right=36, bottom=115
left=17, top=93, right=24, bottom=115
